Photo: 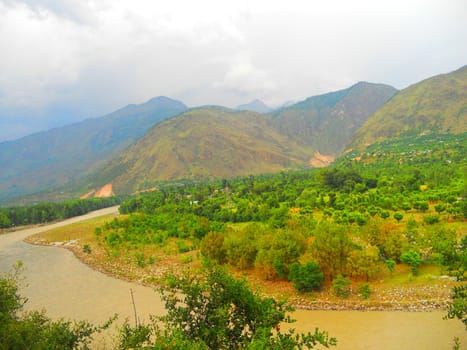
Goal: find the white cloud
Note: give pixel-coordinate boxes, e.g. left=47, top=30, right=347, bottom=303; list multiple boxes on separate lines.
left=0, top=0, right=466, bottom=140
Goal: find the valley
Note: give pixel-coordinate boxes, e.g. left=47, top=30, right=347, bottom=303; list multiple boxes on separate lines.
left=0, top=65, right=466, bottom=349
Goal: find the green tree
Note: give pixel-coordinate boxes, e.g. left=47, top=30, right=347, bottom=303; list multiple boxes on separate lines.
left=400, top=250, right=422, bottom=275
left=255, top=229, right=306, bottom=280
left=288, top=261, right=324, bottom=292
left=444, top=285, right=467, bottom=330
left=346, top=245, right=380, bottom=281
left=332, top=274, right=351, bottom=298
left=119, top=266, right=337, bottom=349
left=311, top=222, right=353, bottom=280
left=223, top=225, right=260, bottom=270
left=200, top=231, right=226, bottom=264
left=0, top=212, right=11, bottom=229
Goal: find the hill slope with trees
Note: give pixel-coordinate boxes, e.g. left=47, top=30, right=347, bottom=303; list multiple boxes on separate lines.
left=91, top=107, right=316, bottom=194
left=271, top=82, right=397, bottom=156
left=0, top=97, right=187, bottom=204
left=349, top=66, right=467, bottom=150
left=88, top=82, right=397, bottom=195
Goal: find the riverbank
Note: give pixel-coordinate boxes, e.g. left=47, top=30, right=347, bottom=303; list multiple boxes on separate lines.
left=25, top=228, right=460, bottom=313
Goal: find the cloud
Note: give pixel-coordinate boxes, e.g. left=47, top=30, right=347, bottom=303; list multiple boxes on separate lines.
left=0, top=0, right=466, bottom=141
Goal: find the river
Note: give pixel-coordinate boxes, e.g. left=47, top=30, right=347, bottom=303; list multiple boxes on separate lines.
left=0, top=207, right=465, bottom=349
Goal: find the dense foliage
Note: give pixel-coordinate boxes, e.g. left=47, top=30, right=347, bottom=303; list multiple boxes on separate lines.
left=445, top=285, right=467, bottom=330
left=92, top=133, right=466, bottom=290
left=117, top=266, right=336, bottom=349
left=0, top=197, right=121, bottom=229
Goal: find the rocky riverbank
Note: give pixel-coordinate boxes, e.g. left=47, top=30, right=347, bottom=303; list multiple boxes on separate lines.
left=26, top=236, right=461, bottom=313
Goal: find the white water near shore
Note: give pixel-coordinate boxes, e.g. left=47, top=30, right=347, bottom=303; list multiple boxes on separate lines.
left=1, top=207, right=465, bottom=349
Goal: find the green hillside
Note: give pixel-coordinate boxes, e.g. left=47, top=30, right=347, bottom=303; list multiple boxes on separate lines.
left=92, top=107, right=315, bottom=194
left=89, top=83, right=397, bottom=195
left=271, top=82, right=397, bottom=156
left=0, top=97, right=187, bottom=203
left=349, top=66, right=467, bottom=150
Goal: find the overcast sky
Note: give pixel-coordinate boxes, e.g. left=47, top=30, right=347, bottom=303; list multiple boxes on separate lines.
left=0, top=0, right=466, bottom=141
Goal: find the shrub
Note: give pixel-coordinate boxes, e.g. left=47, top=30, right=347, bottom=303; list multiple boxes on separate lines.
left=288, top=261, right=324, bottom=292
left=423, top=215, right=440, bottom=225
left=134, top=252, right=146, bottom=268
left=358, top=284, right=371, bottom=300
left=332, top=274, right=351, bottom=297
left=400, top=250, right=421, bottom=275
left=385, top=259, right=396, bottom=275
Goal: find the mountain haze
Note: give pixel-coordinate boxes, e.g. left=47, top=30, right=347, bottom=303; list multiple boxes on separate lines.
left=271, top=82, right=398, bottom=157
left=349, top=66, right=467, bottom=149
left=237, top=99, right=273, bottom=113
left=0, top=97, right=187, bottom=202
left=92, top=107, right=315, bottom=194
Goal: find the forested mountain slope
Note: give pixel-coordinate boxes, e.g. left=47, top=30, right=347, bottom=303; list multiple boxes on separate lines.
left=88, top=83, right=397, bottom=195
left=349, top=66, right=467, bottom=150
left=91, top=107, right=315, bottom=194
left=271, top=82, right=398, bottom=156
left=0, top=97, right=187, bottom=203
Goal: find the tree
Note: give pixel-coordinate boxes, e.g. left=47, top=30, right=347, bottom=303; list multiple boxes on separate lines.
left=346, top=245, right=380, bottom=281
left=288, top=261, right=324, bottom=292
left=311, top=222, right=353, bottom=280
left=255, top=229, right=306, bottom=280
left=444, top=285, right=467, bottom=330
left=332, top=274, right=351, bottom=298
left=0, top=212, right=11, bottom=229
left=120, top=266, right=336, bottom=349
left=200, top=231, right=226, bottom=264
left=400, top=250, right=422, bottom=275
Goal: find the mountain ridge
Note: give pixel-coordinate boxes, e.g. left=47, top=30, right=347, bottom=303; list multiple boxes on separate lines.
left=86, top=82, right=397, bottom=195
left=0, top=96, right=187, bottom=202
left=348, top=66, right=467, bottom=150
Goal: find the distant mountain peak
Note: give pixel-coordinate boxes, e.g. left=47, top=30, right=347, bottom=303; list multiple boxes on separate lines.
left=236, top=99, right=272, bottom=113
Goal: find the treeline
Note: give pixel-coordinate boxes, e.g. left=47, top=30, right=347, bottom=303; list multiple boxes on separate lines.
left=0, top=197, right=121, bottom=229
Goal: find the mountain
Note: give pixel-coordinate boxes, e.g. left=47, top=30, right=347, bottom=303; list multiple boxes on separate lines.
left=91, top=107, right=315, bottom=194
left=349, top=66, right=467, bottom=150
left=0, top=96, right=187, bottom=203
left=236, top=99, right=273, bottom=113
left=270, top=82, right=398, bottom=158
left=87, top=82, right=398, bottom=195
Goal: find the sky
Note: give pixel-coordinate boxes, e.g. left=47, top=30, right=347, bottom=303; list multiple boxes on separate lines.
left=0, top=0, right=466, bottom=142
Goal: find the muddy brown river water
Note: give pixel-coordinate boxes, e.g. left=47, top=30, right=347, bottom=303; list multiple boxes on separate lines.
left=0, top=207, right=465, bottom=349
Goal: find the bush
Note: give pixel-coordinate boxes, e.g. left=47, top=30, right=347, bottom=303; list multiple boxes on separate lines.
left=423, top=215, right=440, bottom=225
left=200, top=231, right=226, bottom=263
left=358, top=284, right=371, bottom=300
left=385, top=259, right=396, bottom=275
left=127, top=266, right=338, bottom=350
left=288, top=261, right=324, bottom=292
left=332, top=274, right=351, bottom=298
left=400, top=250, right=421, bottom=275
